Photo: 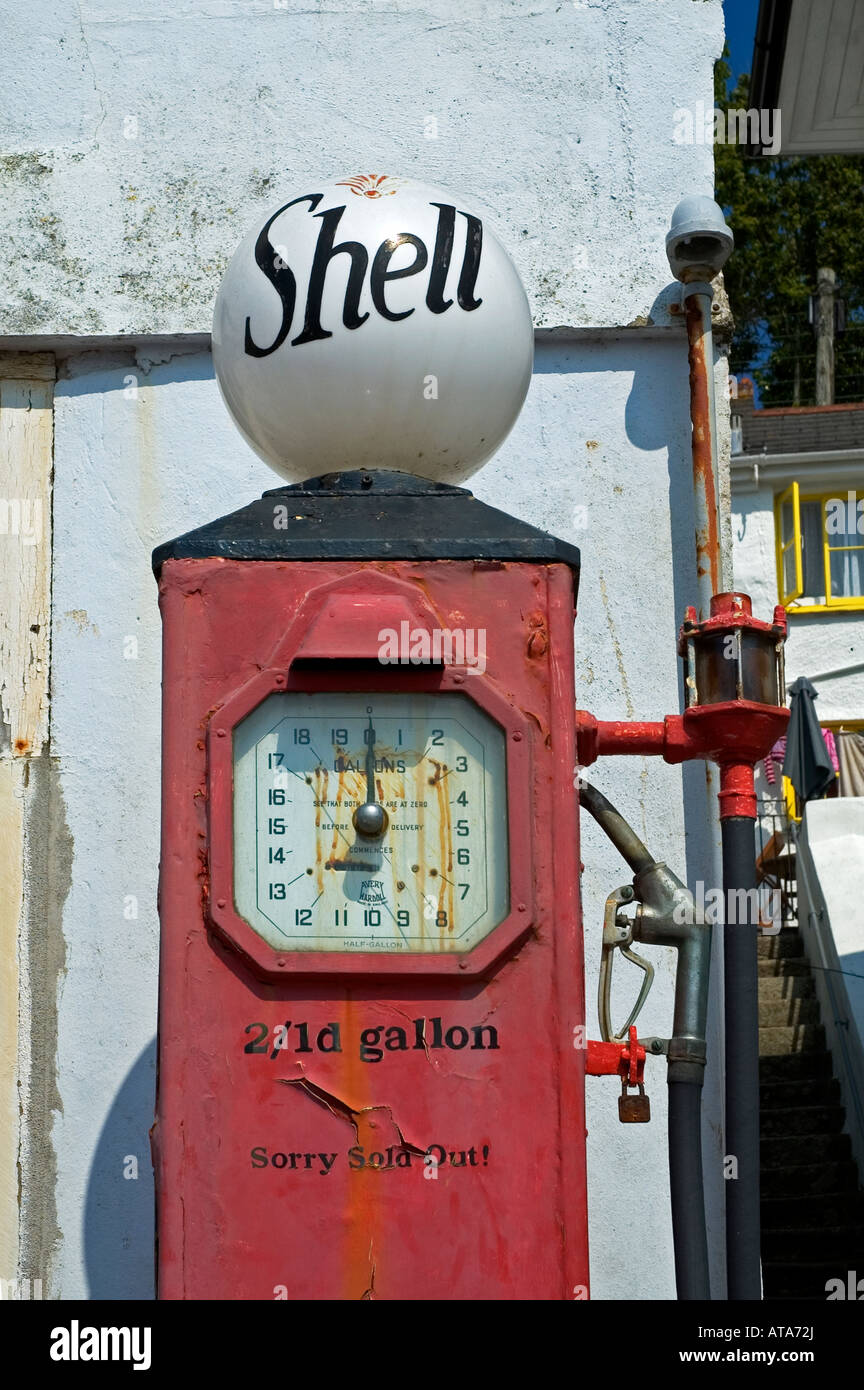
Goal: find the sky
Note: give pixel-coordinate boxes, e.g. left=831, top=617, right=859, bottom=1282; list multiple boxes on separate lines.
left=722, top=0, right=760, bottom=89
left=720, top=2, right=763, bottom=395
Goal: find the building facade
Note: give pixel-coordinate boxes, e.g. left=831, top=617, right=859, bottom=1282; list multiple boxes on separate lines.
left=732, top=380, right=864, bottom=743
left=0, top=0, right=730, bottom=1299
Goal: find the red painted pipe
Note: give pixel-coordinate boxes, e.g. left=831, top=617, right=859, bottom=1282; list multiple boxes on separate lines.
left=718, top=763, right=756, bottom=820
left=575, top=707, right=788, bottom=819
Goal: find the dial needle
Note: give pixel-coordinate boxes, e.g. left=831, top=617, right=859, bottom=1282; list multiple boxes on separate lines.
left=365, top=717, right=376, bottom=807
left=353, top=717, right=388, bottom=838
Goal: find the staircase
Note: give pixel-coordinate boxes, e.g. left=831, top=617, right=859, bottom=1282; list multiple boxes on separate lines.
left=758, top=925, right=864, bottom=1299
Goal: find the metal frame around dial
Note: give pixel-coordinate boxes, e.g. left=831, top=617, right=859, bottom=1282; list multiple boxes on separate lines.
left=207, top=663, right=534, bottom=980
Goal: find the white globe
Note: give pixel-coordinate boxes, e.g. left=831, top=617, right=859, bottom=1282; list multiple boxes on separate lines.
left=212, top=175, right=534, bottom=484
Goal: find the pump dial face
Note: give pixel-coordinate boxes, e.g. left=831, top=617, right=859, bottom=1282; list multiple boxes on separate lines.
left=232, top=691, right=509, bottom=954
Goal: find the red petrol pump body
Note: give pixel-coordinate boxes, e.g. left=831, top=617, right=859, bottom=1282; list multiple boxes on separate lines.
left=153, top=471, right=589, bottom=1300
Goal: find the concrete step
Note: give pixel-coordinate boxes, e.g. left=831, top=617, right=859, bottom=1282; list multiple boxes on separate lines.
left=762, top=1225, right=864, bottom=1263
left=762, top=1192, right=864, bottom=1230
left=758, top=1024, right=825, bottom=1056
left=763, top=1262, right=853, bottom=1299
left=760, top=1104, right=844, bottom=1138
left=760, top=1051, right=832, bottom=1082
left=758, top=997, right=821, bottom=1027
left=758, top=932, right=804, bottom=959
left=760, top=1077, right=840, bottom=1109
left=762, top=1130, right=852, bottom=1167
left=758, top=973, right=815, bottom=1000
left=761, top=1160, right=860, bottom=1197
left=758, top=957, right=810, bottom=978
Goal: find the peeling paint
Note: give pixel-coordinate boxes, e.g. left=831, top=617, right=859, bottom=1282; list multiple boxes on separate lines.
left=19, top=754, right=73, bottom=1297
left=278, top=1071, right=427, bottom=1162
left=60, top=610, right=99, bottom=636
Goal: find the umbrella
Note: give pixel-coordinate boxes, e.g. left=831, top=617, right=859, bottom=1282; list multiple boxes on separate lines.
left=783, top=676, right=835, bottom=805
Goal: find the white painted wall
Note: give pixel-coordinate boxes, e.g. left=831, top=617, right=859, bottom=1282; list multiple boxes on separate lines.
left=0, top=0, right=719, bottom=337
left=732, top=487, right=864, bottom=719
left=1, top=0, right=729, bottom=1300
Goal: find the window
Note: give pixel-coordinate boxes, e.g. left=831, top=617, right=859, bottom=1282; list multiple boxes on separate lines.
left=774, top=484, right=864, bottom=611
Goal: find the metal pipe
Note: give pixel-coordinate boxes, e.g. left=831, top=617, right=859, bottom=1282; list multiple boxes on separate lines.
left=637, top=861, right=713, bottom=1301
left=668, top=1081, right=710, bottom=1296
left=580, top=784, right=712, bottom=1299
left=721, top=796, right=762, bottom=1300
left=684, top=280, right=722, bottom=617
left=578, top=782, right=655, bottom=875
left=666, top=195, right=733, bottom=621
left=788, top=659, right=864, bottom=688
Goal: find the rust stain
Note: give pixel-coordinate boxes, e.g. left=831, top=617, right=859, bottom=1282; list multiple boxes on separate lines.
left=685, top=294, right=721, bottom=596
left=598, top=574, right=635, bottom=720
left=526, top=610, right=548, bottom=659
left=279, top=994, right=425, bottom=1300
left=316, top=766, right=329, bottom=910
left=195, top=840, right=210, bottom=917
left=431, top=757, right=450, bottom=938
left=198, top=703, right=221, bottom=732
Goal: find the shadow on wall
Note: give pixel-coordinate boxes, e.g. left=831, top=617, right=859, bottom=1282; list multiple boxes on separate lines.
left=85, top=1038, right=156, bottom=1300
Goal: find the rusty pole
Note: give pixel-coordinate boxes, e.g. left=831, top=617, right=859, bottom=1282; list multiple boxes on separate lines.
left=666, top=197, right=733, bottom=621
left=683, top=279, right=722, bottom=621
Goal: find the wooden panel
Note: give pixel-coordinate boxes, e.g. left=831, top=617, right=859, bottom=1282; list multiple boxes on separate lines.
left=0, top=357, right=54, bottom=1285
left=0, top=371, right=55, bottom=757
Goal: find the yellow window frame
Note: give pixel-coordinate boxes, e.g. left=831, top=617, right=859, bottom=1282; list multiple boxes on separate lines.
left=774, top=482, right=802, bottom=605
left=774, top=486, right=864, bottom=614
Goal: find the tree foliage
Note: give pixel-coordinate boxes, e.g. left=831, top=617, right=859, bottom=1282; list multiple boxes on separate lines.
left=714, top=49, right=864, bottom=406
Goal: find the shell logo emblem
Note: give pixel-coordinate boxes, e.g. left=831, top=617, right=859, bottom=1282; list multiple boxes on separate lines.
left=336, top=174, right=401, bottom=199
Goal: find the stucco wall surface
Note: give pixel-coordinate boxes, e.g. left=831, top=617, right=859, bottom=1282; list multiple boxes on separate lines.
left=0, top=0, right=722, bottom=336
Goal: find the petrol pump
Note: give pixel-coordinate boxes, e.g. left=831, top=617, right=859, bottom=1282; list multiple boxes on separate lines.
left=152, top=177, right=789, bottom=1300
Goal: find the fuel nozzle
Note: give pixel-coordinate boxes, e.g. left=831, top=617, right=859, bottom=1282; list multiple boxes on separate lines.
left=579, top=778, right=713, bottom=1299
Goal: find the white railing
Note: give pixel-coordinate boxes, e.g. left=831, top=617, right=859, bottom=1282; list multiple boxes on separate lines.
left=797, top=799, right=864, bottom=1179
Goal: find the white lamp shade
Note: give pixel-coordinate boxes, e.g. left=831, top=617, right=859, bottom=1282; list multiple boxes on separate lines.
left=212, top=175, right=534, bottom=484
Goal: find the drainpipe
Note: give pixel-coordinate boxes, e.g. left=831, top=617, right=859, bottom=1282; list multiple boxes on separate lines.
left=718, top=768, right=763, bottom=1297
left=666, top=195, right=733, bottom=620
left=666, top=201, right=767, bottom=1298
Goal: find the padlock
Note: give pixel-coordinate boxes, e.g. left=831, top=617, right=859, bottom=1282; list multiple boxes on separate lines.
left=618, top=1081, right=650, bottom=1123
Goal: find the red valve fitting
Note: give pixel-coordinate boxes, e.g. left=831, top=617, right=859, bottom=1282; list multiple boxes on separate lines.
left=576, top=594, right=789, bottom=820
left=586, top=1025, right=646, bottom=1085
